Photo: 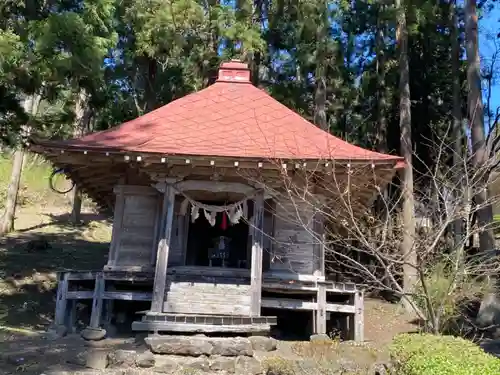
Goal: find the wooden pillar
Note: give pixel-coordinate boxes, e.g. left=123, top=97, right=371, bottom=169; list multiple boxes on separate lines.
left=313, top=212, right=325, bottom=277
left=354, top=290, right=364, bottom=342
left=107, top=186, right=126, bottom=266
left=316, top=284, right=327, bottom=334
left=150, top=183, right=176, bottom=313
left=54, top=273, right=69, bottom=327
left=250, top=190, right=265, bottom=316
left=89, top=273, right=105, bottom=329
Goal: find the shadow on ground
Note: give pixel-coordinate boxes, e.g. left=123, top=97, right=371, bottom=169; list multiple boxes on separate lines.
left=0, top=210, right=110, bottom=333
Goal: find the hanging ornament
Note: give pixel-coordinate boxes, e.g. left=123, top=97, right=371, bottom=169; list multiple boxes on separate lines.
left=191, top=205, right=200, bottom=223
left=221, top=211, right=228, bottom=230
left=228, top=204, right=243, bottom=225
left=204, top=209, right=216, bottom=226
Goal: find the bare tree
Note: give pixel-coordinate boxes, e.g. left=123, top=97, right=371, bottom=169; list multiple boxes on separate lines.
left=245, top=140, right=500, bottom=335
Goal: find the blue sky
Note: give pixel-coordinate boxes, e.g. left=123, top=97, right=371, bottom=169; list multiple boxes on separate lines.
left=480, top=3, right=500, bottom=122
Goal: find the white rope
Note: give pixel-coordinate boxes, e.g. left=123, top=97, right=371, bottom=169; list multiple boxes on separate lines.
left=170, top=183, right=262, bottom=226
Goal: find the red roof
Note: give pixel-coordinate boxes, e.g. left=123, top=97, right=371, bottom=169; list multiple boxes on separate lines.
left=34, top=61, right=401, bottom=163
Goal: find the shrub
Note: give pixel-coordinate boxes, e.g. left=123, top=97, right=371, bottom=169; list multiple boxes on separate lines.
left=262, top=357, right=296, bottom=375
left=390, top=333, right=500, bottom=375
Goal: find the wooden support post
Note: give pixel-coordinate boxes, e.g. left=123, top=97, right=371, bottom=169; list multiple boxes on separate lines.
left=89, top=273, right=105, bottom=329
left=354, top=290, right=364, bottom=342
left=250, top=190, right=265, bottom=316
left=150, top=183, right=176, bottom=313
left=316, top=284, right=327, bottom=334
left=313, top=212, right=325, bottom=277
left=108, top=186, right=126, bottom=266
left=66, top=300, right=77, bottom=334
left=54, top=273, right=69, bottom=327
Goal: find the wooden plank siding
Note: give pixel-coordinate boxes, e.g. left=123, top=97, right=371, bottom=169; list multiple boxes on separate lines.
left=107, top=186, right=161, bottom=268
left=167, top=197, right=188, bottom=267
left=163, top=280, right=252, bottom=315
left=270, top=198, right=317, bottom=275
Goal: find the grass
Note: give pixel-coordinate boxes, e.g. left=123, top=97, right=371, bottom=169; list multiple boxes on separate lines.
left=0, top=153, right=72, bottom=210
left=0, top=152, right=111, bottom=333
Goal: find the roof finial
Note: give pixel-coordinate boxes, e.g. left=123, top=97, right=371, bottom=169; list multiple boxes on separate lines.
left=217, top=60, right=251, bottom=84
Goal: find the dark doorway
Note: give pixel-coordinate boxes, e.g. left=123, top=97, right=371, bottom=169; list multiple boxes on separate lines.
left=185, top=202, right=250, bottom=268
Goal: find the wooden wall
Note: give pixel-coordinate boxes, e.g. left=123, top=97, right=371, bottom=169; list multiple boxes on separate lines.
left=269, top=197, right=319, bottom=275
left=167, top=197, right=189, bottom=267
left=163, top=279, right=251, bottom=315
left=107, top=186, right=161, bottom=268
left=107, top=183, right=322, bottom=277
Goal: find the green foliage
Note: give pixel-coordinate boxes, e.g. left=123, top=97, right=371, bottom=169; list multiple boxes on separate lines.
left=390, top=333, right=500, bottom=375
left=412, top=261, right=489, bottom=333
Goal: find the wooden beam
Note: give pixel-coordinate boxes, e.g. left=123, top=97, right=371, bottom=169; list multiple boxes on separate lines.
left=132, top=321, right=271, bottom=333
left=261, top=298, right=355, bottom=314
left=150, top=183, right=176, bottom=313
left=175, top=180, right=256, bottom=194
left=250, top=190, right=265, bottom=316
left=316, top=285, right=327, bottom=334
left=113, top=185, right=158, bottom=196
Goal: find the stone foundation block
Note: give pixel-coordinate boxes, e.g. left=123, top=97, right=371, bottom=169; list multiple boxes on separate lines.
left=210, top=355, right=236, bottom=373
left=136, top=351, right=155, bottom=368
left=145, top=336, right=213, bottom=356
left=210, top=337, right=253, bottom=357
left=82, top=327, right=107, bottom=341
left=249, top=336, right=277, bottom=352
left=84, top=349, right=108, bottom=370
left=235, top=355, right=261, bottom=375
left=107, top=349, right=137, bottom=367
left=183, top=355, right=210, bottom=372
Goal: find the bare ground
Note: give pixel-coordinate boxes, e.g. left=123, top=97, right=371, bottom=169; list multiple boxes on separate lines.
left=0, top=204, right=417, bottom=374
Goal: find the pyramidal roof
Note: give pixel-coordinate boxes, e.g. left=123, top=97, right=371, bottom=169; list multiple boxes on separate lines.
left=33, top=61, right=401, bottom=163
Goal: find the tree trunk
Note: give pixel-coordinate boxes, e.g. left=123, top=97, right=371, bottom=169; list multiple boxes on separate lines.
left=375, top=3, right=387, bottom=153
left=313, top=0, right=328, bottom=131
left=396, top=0, right=417, bottom=312
left=465, top=0, right=498, bottom=326
left=0, top=149, right=25, bottom=235
left=70, top=90, right=90, bottom=224
left=450, top=0, right=464, bottom=268
left=0, top=93, right=40, bottom=234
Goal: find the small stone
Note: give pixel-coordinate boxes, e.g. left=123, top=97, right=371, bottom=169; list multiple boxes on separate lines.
left=85, top=349, right=109, bottom=369
left=310, top=333, right=330, bottom=343
left=145, top=336, right=213, bottom=356
left=107, top=349, right=137, bottom=367
left=249, top=336, right=277, bottom=352
left=210, top=355, right=236, bottom=373
left=82, top=327, right=107, bottom=341
left=235, top=356, right=261, bottom=375
left=184, top=356, right=210, bottom=371
left=136, top=351, right=155, bottom=368
left=211, top=337, right=253, bottom=356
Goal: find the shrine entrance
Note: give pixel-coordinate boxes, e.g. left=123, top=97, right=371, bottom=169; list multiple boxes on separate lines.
left=185, top=201, right=252, bottom=269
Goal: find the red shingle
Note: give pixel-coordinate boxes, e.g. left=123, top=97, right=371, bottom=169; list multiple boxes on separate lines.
left=38, top=61, right=400, bottom=162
